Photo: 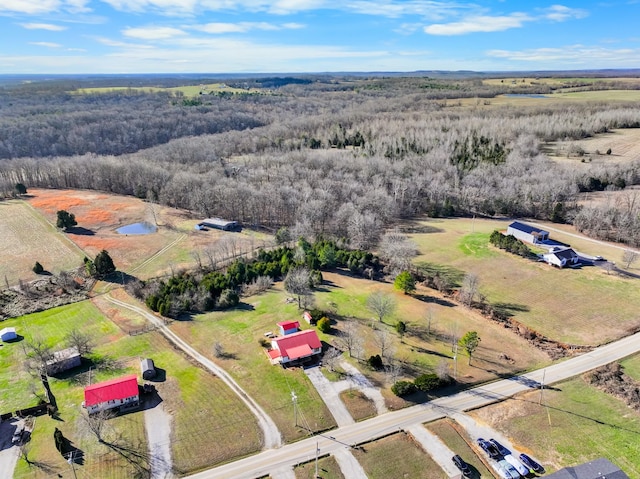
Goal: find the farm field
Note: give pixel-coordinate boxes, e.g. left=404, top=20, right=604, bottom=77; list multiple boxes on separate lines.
left=547, top=127, right=640, bottom=165
left=24, top=188, right=269, bottom=281
left=0, top=199, right=84, bottom=286
left=469, top=373, right=640, bottom=476
left=74, top=83, right=263, bottom=96
left=352, top=432, right=443, bottom=478
left=1, top=299, right=262, bottom=478
left=408, top=217, right=640, bottom=345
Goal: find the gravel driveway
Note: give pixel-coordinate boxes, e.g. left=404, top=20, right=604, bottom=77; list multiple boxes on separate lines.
left=0, top=418, right=21, bottom=478
left=144, top=394, right=175, bottom=479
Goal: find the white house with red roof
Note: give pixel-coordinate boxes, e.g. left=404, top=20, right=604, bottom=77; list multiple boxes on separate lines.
left=83, top=374, right=140, bottom=414
left=268, top=329, right=322, bottom=366
left=277, top=320, right=300, bottom=336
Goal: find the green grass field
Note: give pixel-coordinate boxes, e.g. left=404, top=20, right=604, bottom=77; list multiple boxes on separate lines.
left=471, top=376, right=640, bottom=475
left=353, top=432, right=444, bottom=478
left=295, top=455, right=345, bottom=479
left=2, top=299, right=262, bottom=478
left=409, top=217, right=640, bottom=345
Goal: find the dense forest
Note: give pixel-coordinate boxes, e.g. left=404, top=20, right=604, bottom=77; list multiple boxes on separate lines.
left=2, top=75, right=640, bottom=246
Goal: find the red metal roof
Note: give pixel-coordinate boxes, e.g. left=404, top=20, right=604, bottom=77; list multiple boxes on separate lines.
left=84, top=374, right=139, bottom=407
left=273, top=329, right=321, bottom=360
left=277, top=320, right=299, bottom=330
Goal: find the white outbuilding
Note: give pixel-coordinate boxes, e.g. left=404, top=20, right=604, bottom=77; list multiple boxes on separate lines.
left=0, top=327, right=17, bottom=342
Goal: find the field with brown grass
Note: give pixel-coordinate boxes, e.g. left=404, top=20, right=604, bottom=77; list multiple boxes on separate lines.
left=547, top=128, right=640, bottom=165
left=0, top=199, right=84, bottom=286
left=409, top=217, right=640, bottom=345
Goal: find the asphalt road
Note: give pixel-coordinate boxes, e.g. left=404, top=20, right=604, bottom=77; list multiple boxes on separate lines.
left=185, top=329, right=640, bottom=479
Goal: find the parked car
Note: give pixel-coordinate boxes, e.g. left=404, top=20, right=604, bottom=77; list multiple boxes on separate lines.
left=505, top=454, right=529, bottom=476
left=490, top=438, right=510, bottom=456
left=499, top=459, right=522, bottom=479
left=494, top=463, right=511, bottom=479
left=520, top=453, right=545, bottom=474
left=477, top=437, right=501, bottom=459
left=452, top=455, right=472, bottom=477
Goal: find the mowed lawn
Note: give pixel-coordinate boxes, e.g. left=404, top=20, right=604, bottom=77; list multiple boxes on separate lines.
left=170, top=286, right=336, bottom=443
left=352, top=432, right=443, bottom=478
left=0, top=199, right=84, bottom=286
left=409, top=217, right=640, bottom=345
left=3, top=300, right=262, bottom=478
left=470, top=376, right=640, bottom=476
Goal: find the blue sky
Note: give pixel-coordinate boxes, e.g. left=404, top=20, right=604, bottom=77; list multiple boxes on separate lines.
left=0, top=0, right=639, bottom=74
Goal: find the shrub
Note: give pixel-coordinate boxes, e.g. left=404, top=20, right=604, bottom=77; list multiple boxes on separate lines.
left=33, top=261, right=44, bottom=274
left=217, top=289, right=239, bottom=309
left=391, top=380, right=416, bottom=397
left=367, top=354, right=383, bottom=370
left=317, top=316, right=331, bottom=333
left=414, top=373, right=443, bottom=392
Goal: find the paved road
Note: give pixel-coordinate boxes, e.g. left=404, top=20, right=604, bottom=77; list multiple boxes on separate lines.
left=105, top=295, right=283, bottom=449
left=185, top=329, right=640, bottom=479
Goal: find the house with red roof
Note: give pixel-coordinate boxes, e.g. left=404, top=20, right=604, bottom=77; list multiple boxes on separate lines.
left=268, top=329, right=322, bottom=366
left=277, top=320, right=300, bottom=336
left=83, top=374, right=140, bottom=414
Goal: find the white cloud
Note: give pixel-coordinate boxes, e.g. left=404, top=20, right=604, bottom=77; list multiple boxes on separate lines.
left=19, top=23, right=67, bottom=31
left=0, top=0, right=89, bottom=14
left=29, top=42, right=62, bottom=48
left=543, top=5, right=588, bottom=22
left=486, top=45, right=640, bottom=65
left=394, top=23, right=423, bottom=35
left=122, top=26, right=187, bottom=40
left=192, top=21, right=304, bottom=34
left=345, top=1, right=467, bottom=20
left=94, top=36, right=155, bottom=49
left=425, top=13, right=531, bottom=35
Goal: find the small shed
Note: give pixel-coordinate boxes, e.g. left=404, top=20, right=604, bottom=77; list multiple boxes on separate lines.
left=302, top=311, right=313, bottom=324
left=141, top=358, right=156, bottom=380
left=0, top=327, right=17, bottom=342
left=277, top=320, right=300, bottom=336
left=46, top=347, right=81, bottom=375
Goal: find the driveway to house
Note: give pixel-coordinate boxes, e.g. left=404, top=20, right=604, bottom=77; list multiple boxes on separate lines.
left=0, top=419, right=20, bottom=478
left=304, top=366, right=354, bottom=427
left=144, top=393, right=175, bottom=479
left=105, top=294, right=282, bottom=450
left=339, top=361, right=388, bottom=415
left=184, top=328, right=640, bottom=479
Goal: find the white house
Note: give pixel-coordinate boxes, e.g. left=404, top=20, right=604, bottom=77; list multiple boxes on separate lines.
left=507, top=221, right=549, bottom=244
left=0, top=327, right=17, bottom=342
left=267, top=329, right=322, bottom=366
left=543, top=247, right=579, bottom=268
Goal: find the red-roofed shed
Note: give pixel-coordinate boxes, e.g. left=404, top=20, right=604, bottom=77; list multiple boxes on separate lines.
left=83, top=374, right=140, bottom=414
left=270, top=329, right=322, bottom=365
left=277, top=320, right=300, bottom=335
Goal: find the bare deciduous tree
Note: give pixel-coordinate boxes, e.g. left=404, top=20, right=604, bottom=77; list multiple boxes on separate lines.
left=378, top=229, right=418, bottom=275
left=284, top=266, right=312, bottom=309
left=335, top=321, right=364, bottom=359
left=384, top=359, right=403, bottom=386
left=65, top=330, right=94, bottom=356
left=373, top=328, right=396, bottom=362
left=322, top=347, right=342, bottom=372
left=366, top=291, right=397, bottom=324
left=622, top=249, right=639, bottom=269
left=459, top=273, right=479, bottom=307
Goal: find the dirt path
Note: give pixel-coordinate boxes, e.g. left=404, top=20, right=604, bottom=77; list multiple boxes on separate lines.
left=144, top=397, right=175, bottom=479
left=304, top=367, right=354, bottom=427
left=406, top=424, right=459, bottom=478
left=105, top=294, right=282, bottom=449
left=129, top=233, right=187, bottom=275
left=332, top=448, right=368, bottom=479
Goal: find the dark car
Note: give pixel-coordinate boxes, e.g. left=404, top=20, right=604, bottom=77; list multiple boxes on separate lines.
left=452, top=455, right=472, bottom=477
left=490, top=438, right=510, bottom=456
left=519, top=453, right=545, bottom=474
left=477, top=438, right=501, bottom=459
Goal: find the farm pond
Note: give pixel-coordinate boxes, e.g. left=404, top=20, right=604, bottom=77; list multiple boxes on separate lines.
left=116, top=222, right=157, bottom=235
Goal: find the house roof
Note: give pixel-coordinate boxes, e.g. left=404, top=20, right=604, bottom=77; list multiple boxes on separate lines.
left=84, top=374, right=139, bottom=407
left=545, top=458, right=629, bottom=479
left=0, top=327, right=16, bottom=335
left=546, top=247, right=578, bottom=261
left=47, top=347, right=80, bottom=364
left=277, top=320, right=299, bottom=330
left=508, top=221, right=548, bottom=236
left=273, top=329, right=321, bottom=360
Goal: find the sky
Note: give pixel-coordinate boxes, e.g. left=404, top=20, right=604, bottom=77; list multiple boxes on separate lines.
left=0, top=0, right=639, bottom=74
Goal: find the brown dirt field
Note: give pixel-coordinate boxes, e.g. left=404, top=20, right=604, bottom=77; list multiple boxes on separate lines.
left=547, top=128, right=640, bottom=165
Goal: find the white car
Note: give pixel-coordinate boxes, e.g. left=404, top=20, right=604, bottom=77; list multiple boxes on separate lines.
left=505, top=454, right=529, bottom=476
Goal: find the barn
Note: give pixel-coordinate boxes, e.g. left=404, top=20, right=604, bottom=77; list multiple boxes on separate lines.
left=0, top=327, right=17, bottom=342
left=46, top=347, right=81, bottom=375
left=140, top=358, right=156, bottom=380
left=83, top=374, right=140, bottom=414
left=198, top=218, right=239, bottom=231
left=506, top=221, right=549, bottom=244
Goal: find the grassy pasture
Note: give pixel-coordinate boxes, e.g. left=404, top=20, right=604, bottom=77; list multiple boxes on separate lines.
left=408, top=217, right=640, bottom=345
left=295, top=454, right=345, bottom=479
left=426, top=419, right=495, bottom=478
left=470, top=374, right=640, bottom=476
left=353, top=432, right=443, bottom=478
left=2, top=299, right=262, bottom=478
left=74, top=83, right=261, bottom=96
left=547, top=128, right=640, bottom=165
left=0, top=199, right=84, bottom=286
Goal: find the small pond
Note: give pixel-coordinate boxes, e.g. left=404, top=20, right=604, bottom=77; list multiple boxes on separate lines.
left=116, top=222, right=157, bottom=235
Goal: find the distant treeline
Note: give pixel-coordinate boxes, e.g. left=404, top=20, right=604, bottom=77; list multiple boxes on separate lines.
left=2, top=77, right=640, bottom=246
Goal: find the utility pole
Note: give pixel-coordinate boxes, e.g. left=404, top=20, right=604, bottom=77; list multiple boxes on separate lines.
left=291, top=391, right=298, bottom=427
left=453, top=343, right=458, bottom=380
left=67, top=451, right=78, bottom=479
left=315, top=439, right=319, bottom=479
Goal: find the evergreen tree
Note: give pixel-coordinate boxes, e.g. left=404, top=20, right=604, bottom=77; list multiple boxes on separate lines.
left=94, top=250, right=116, bottom=277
